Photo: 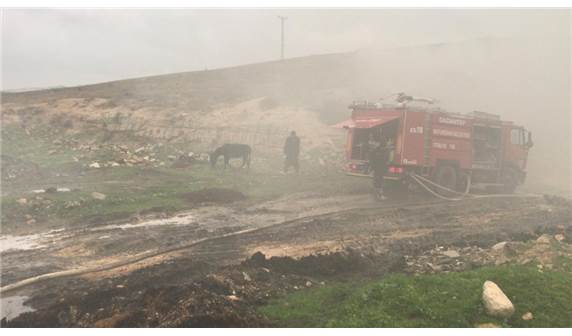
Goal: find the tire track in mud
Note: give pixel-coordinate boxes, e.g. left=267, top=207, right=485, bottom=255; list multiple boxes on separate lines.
left=1, top=194, right=549, bottom=294
left=0, top=197, right=449, bottom=294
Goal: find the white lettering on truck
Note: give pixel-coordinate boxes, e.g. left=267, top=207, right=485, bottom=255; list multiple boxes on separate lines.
left=433, top=128, right=470, bottom=139
left=409, top=126, right=424, bottom=134
left=433, top=142, right=457, bottom=150
left=438, top=117, right=467, bottom=126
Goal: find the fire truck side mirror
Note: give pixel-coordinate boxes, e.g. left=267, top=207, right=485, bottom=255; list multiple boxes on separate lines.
left=527, top=131, right=534, bottom=148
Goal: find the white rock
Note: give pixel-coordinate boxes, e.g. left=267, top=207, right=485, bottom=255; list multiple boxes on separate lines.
left=522, top=312, right=533, bottom=321
left=91, top=192, right=107, bottom=200
left=475, top=323, right=501, bottom=328
left=536, top=234, right=552, bottom=244
left=554, top=234, right=565, bottom=242
left=17, top=198, right=28, bottom=205
left=491, top=242, right=507, bottom=251
left=482, top=280, right=515, bottom=318
left=89, top=162, right=101, bottom=168
left=242, top=272, right=251, bottom=282
left=441, top=250, right=460, bottom=258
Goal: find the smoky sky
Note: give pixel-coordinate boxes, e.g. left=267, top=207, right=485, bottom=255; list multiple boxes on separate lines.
left=1, top=8, right=570, bottom=90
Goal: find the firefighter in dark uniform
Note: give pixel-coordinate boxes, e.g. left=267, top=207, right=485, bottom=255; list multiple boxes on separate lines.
left=369, top=139, right=389, bottom=200
left=283, top=131, right=300, bottom=174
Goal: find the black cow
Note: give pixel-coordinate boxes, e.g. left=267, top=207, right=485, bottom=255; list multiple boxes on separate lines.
left=210, top=144, right=251, bottom=169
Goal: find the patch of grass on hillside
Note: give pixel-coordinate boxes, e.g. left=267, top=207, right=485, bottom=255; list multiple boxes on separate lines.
left=259, top=263, right=572, bottom=327
left=1, top=125, right=76, bottom=169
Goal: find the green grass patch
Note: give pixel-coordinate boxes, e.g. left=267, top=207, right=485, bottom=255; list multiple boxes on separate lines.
left=259, top=263, right=572, bottom=327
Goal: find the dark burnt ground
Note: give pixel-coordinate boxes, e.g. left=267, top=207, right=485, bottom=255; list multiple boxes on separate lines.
left=3, top=195, right=572, bottom=327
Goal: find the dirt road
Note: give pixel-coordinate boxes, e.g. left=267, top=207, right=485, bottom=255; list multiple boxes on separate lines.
left=2, top=191, right=571, bottom=326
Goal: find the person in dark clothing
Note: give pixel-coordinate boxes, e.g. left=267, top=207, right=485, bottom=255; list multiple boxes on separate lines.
left=283, top=131, right=300, bottom=173
left=369, top=141, right=389, bottom=199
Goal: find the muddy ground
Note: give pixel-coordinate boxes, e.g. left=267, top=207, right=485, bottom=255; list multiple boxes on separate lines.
left=2, top=191, right=571, bottom=327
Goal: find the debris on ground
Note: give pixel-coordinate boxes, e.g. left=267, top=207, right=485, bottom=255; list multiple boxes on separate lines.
left=475, top=323, right=501, bottom=328
left=91, top=192, right=107, bottom=200
left=522, top=312, right=534, bottom=321
left=403, top=233, right=572, bottom=275
left=482, top=280, right=515, bottom=318
left=536, top=234, right=553, bottom=244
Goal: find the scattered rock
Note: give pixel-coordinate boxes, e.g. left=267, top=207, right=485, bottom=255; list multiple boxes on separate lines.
left=536, top=234, right=552, bottom=244
left=91, top=192, right=107, bottom=200
left=475, top=323, right=501, bottom=328
left=554, top=234, right=565, bottom=242
left=305, top=281, right=313, bottom=288
left=522, top=312, right=533, bottom=321
left=242, top=272, right=252, bottom=282
left=441, top=250, right=460, bottom=258
left=491, top=242, right=507, bottom=251
left=226, top=295, right=240, bottom=301
left=64, top=200, right=81, bottom=209
left=26, top=218, right=37, bottom=225
left=426, top=262, right=442, bottom=272
left=482, top=280, right=515, bottom=318
left=89, top=162, right=101, bottom=169
left=16, top=198, right=28, bottom=205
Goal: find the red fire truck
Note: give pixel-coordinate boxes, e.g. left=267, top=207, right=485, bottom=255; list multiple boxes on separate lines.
left=334, top=97, right=533, bottom=195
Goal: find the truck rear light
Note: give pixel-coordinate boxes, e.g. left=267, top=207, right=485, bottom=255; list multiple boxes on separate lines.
left=388, top=166, right=403, bottom=174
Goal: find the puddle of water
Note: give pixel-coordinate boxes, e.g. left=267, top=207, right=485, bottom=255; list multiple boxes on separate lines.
left=93, top=213, right=197, bottom=231
left=0, top=234, right=46, bottom=253
left=0, top=228, right=66, bottom=253
left=0, top=296, right=35, bottom=321
left=31, top=188, right=71, bottom=193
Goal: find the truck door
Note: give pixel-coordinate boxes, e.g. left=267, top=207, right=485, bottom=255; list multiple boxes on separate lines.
left=504, top=127, right=529, bottom=171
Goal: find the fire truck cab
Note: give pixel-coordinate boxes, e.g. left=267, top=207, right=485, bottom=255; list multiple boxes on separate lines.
left=334, top=99, right=533, bottom=194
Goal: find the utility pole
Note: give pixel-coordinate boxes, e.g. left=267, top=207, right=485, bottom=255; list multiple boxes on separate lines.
left=277, top=16, right=287, bottom=60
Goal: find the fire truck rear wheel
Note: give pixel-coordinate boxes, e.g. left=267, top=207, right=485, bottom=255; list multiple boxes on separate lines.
left=435, top=165, right=458, bottom=191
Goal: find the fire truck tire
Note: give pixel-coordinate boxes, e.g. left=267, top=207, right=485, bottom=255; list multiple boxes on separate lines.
left=435, top=165, right=458, bottom=191
left=502, top=168, right=519, bottom=194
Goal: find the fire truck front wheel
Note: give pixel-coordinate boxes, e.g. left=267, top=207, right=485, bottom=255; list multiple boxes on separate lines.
left=501, top=168, right=519, bottom=194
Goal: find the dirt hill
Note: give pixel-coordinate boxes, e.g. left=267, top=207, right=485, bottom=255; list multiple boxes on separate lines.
left=2, top=35, right=570, bottom=194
